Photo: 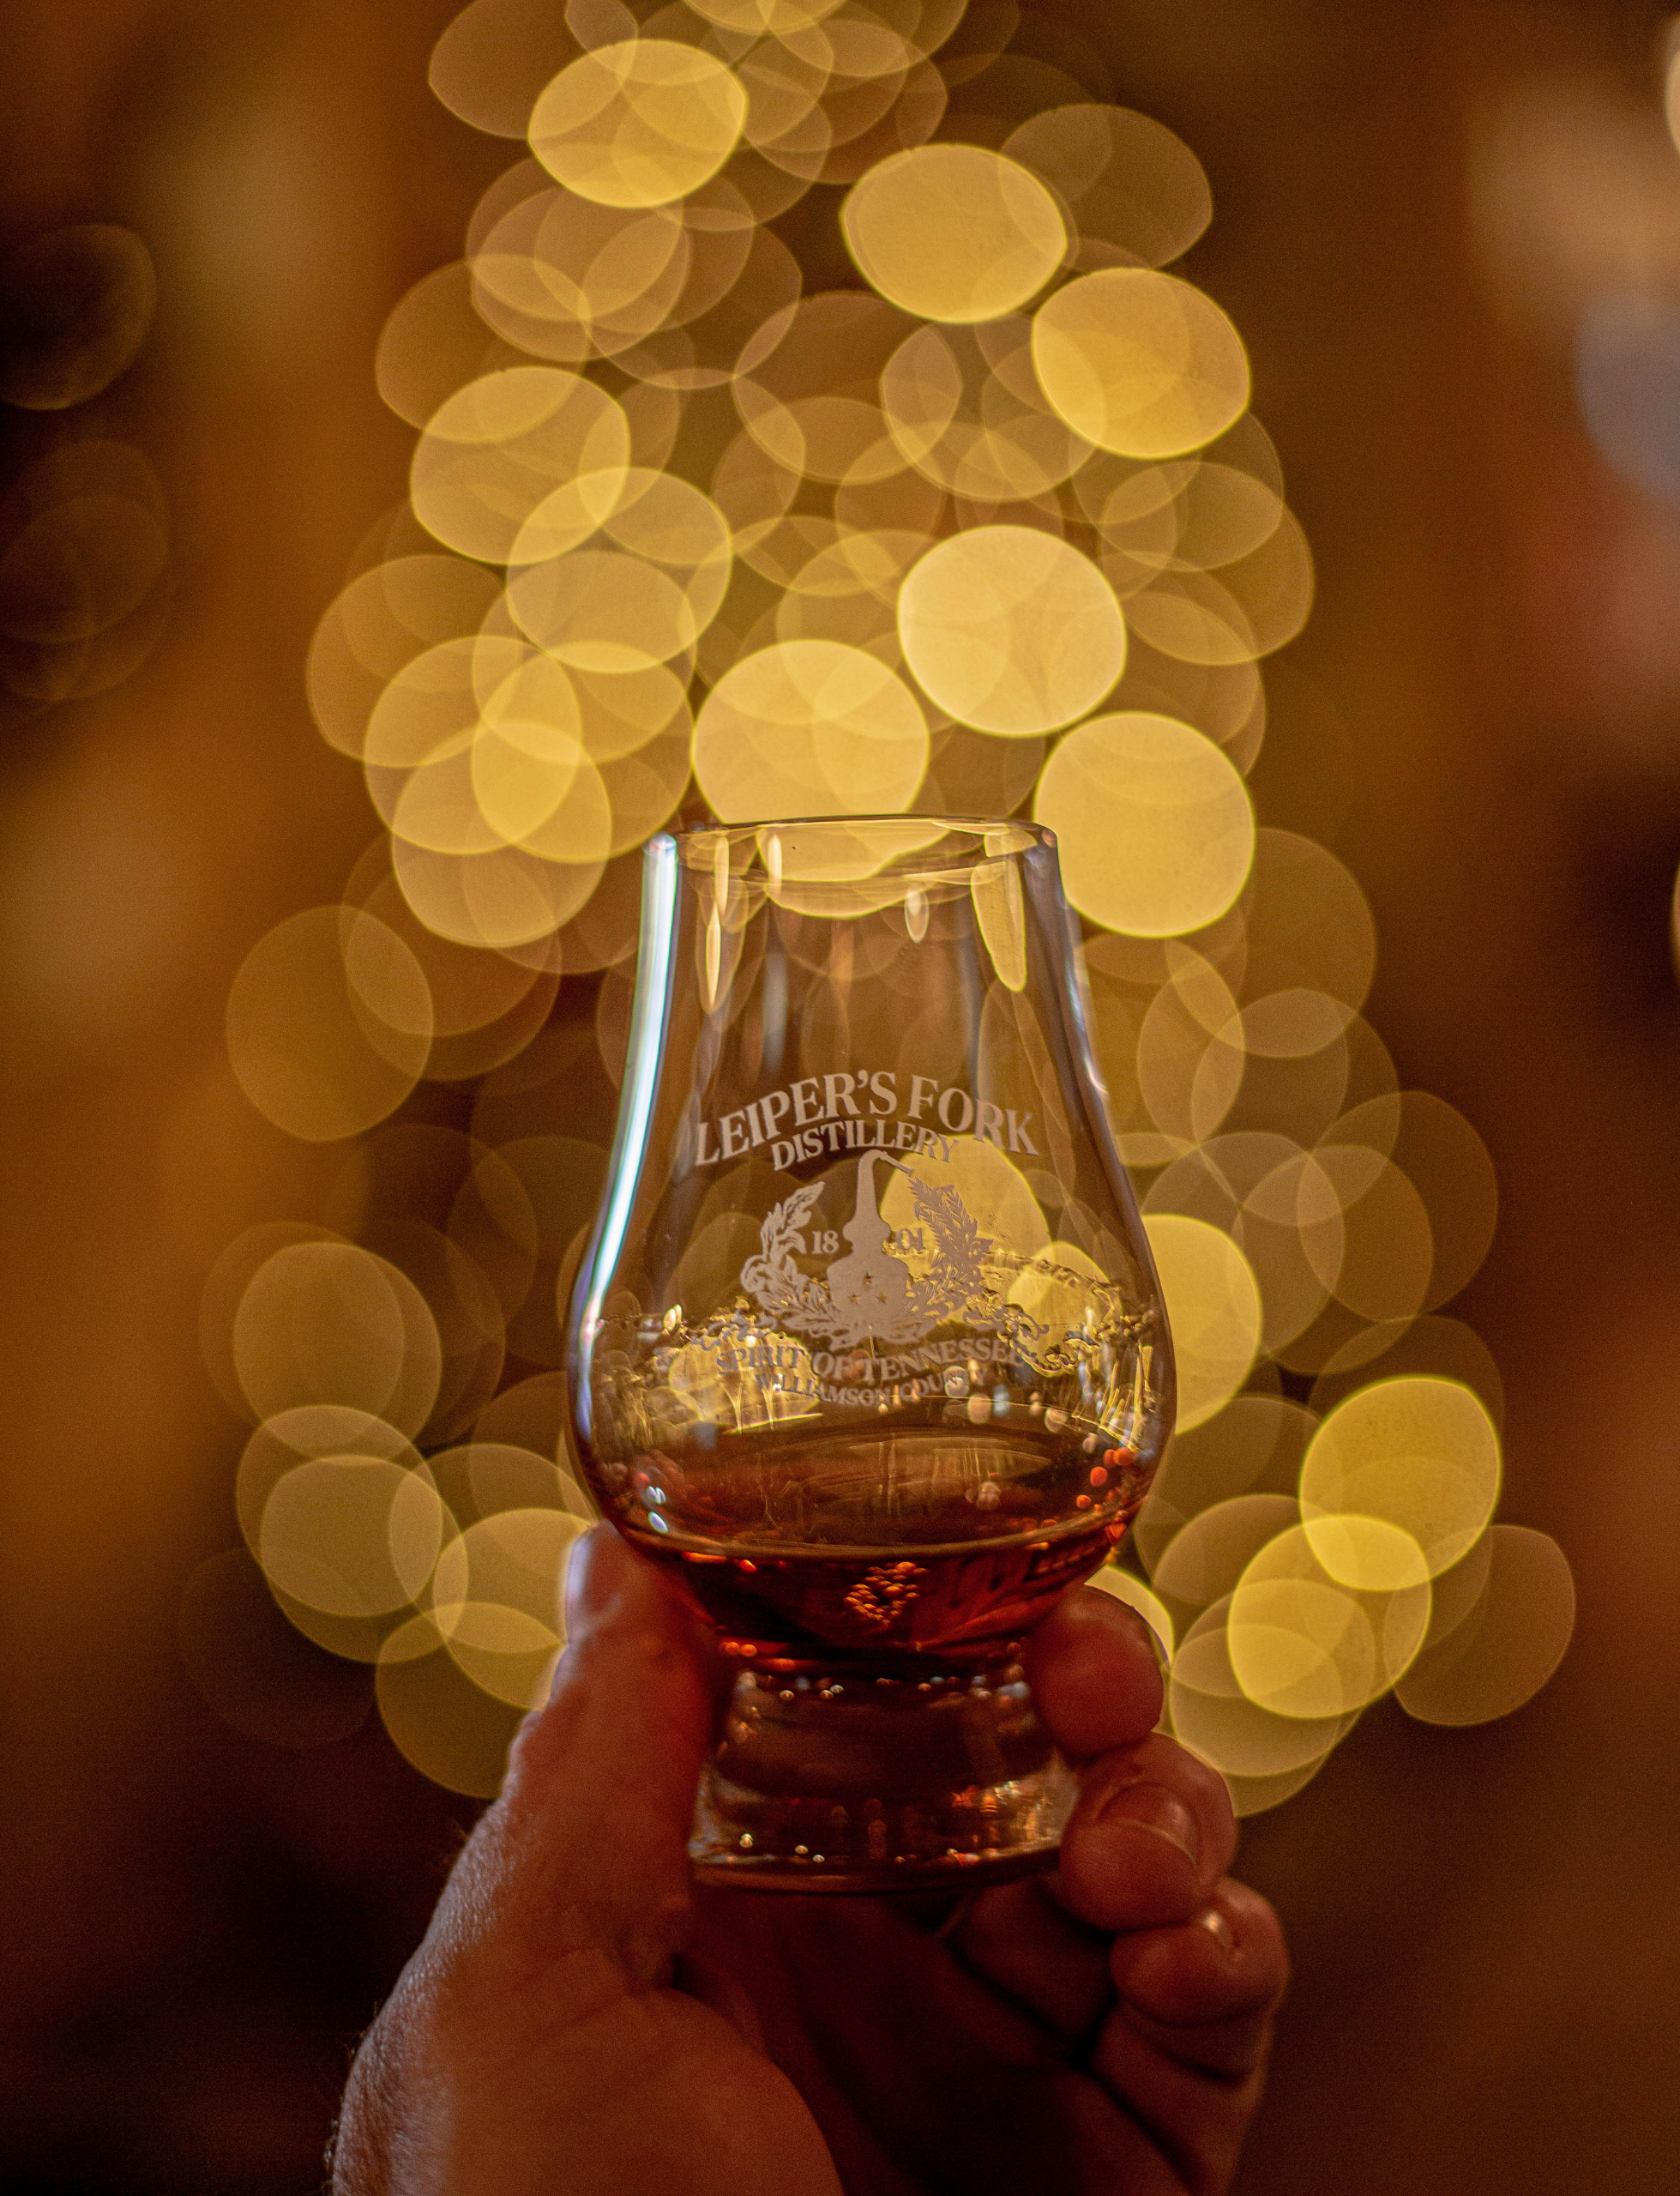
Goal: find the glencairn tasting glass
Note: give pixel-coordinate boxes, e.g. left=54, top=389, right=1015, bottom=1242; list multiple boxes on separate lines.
left=568, top=819, right=1174, bottom=1891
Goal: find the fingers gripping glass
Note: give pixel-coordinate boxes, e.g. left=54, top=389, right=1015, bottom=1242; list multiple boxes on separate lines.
left=568, top=818, right=1175, bottom=1891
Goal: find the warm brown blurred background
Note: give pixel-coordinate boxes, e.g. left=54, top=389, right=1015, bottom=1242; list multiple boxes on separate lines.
left=3, top=0, right=1677, bottom=2187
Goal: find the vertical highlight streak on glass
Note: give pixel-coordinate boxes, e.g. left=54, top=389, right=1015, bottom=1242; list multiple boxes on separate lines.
left=570, top=832, right=679, bottom=1449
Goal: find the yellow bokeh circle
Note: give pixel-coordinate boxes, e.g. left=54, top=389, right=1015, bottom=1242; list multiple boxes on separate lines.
left=259, top=1456, right=449, bottom=1620
left=1032, top=269, right=1250, bottom=457
left=898, top=526, right=1126, bottom=735
left=431, top=1507, right=589, bottom=1708
left=1168, top=1597, right=1348, bottom=1777
left=841, top=146, right=1068, bottom=323
left=232, top=1240, right=443, bottom=1435
left=1395, top=1525, right=1575, bottom=1727
left=692, top=640, right=928, bottom=820
left=1006, top=1240, right=1108, bottom=1342
left=1034, top=711, right=1255, bottom=938
left=1141, top=1213, right=1262, bottom=1432
left=1299, top=1375, right=1501, bottom=1579
left=1227, top=1523, right=1431, bottom=1720
left=1302, top=1512, right=1431, bottom=1595
left=529, top=41, right=748, bottom=208
left=226, top=907, right=433, bottom=1143
left=410, top=368, right=629, bottom=565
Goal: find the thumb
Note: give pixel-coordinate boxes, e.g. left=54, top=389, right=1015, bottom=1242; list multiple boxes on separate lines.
left=450, top=1527, right=721, bottom=1993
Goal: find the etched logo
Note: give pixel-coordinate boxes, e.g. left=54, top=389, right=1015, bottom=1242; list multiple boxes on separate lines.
left=740, top=1150, right=1009, bottom=1350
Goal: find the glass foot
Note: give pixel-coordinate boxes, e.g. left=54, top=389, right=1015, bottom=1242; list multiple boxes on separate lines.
left=689, top=1656, right=1078, bottom=1893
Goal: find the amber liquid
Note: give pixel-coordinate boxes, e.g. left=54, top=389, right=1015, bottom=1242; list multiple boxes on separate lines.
left=590, top=1423, right=1147, bottom=1668
left=629, top=1513, right=1124, bottom=1670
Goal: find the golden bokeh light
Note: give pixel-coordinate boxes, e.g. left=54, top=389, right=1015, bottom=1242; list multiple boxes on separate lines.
left=1395, top=1526, right=1575, bottom=1727
left=1303, top=1512, right=1432, bottom=1595
left=878, top=317, right=1093, bottom=504
left=841, top=144, right=1066, bottom=323
left=376, top=1616, right=527, bottom=1797
left=236, top=1404, right=423, bottom=1559
left=1123, top=509, right=1314, bottom=667
left=432, top=1506, right=587, bottom=1707
left=1169, top=1598, right=1352, bottom=1779
left=1035, top=712, right=1255, bottom=937
left=0, top=223, right=157, bottom=411
left=898, top=526, right=1126, bottom=734
left=233, top=1240, right=443, bottom=1435
left=1084, top=1564, right=1176, bottom=1659
left=259, top=1457, right=449, bottom=1620
left=1305, top=1143, right=1434, bottom=1326
left=1142, top=1213, right=1262, bottom=1432
left=1241, top=827, right=1378, bottom=1011
left=1003, top=106, right=1212, bottom=270
left=391, top=835, right=603, bottom=953
left=0, top=437, right=172, bottom=706
left=1131, top=1393, right=1316, bottom=1573
left=1032, top=269, right=1250, bottom=458
left=309, top=556, right=503, bottom=759
left=410, top=365, right=629, bottom=564
left=471, top=189, right=689, bottom=364
left=506, top=467, right=732, bottom=670
left=1300, top=1376, right=1502, bottom=1580
left=201, top=0, right=1564, bottom=1808
left=1150, top=1492, right=1301, bottom=1611
left=226, top=908, right=433, bottom=1143
left=529, top=42, right=749, bottom=208
left=1228, top=1522, right=1430, bottom=1720
left=375, top=261, right=503, bottom=430
left=692, top=639, right=928, bottom=818
left=689, top=0, right=846, bottom=32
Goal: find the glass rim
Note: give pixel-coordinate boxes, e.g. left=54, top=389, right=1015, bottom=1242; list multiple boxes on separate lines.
left=656, top=815, right=1057, bottom=875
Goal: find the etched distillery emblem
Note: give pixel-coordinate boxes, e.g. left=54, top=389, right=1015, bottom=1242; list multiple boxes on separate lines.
left=740, top=1151, right=995, bottom=1349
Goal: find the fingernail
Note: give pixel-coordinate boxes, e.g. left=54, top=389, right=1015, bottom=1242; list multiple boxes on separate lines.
left=1094, top=1781, right=1200, bottom=1869
left=1195, top=1904, right=1237, bottom=1956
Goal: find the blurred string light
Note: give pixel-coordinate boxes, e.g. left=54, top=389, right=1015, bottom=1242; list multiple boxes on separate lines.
left=200, top=0, right=1572, bottom=1803
left=0, top=222, right=169, bottom=732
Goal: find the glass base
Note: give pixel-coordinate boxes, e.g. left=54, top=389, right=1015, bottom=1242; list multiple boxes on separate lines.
left=689, top=1655, right=1077, bottom=1893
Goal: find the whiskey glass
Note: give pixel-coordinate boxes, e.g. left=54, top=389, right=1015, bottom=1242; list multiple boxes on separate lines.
left=567, top=818, right=1174, bottom=1891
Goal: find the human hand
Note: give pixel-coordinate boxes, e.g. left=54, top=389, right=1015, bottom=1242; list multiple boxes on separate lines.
left=332, top=1528, right=1287, bottom=2196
